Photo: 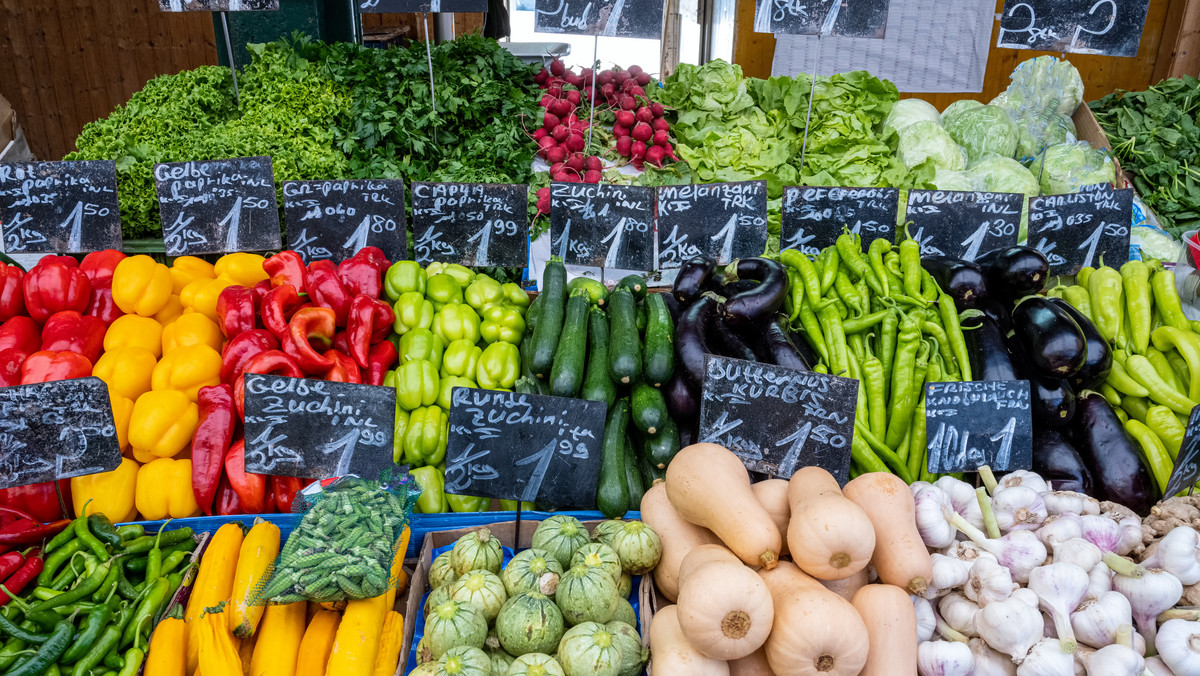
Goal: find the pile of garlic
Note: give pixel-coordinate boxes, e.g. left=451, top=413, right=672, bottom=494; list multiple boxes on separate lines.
left=912, top=469, right=1200, bottom=676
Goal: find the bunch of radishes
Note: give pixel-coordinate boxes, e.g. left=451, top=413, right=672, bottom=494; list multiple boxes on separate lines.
left=533, top=59, right=605, bottom=185
left=590, top=65, right=678, bottom=170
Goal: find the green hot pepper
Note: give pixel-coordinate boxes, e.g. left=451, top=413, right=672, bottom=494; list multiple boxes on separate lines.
left=87, top=515, right=122, bottom=549
left=1121, top=260, right=1152, bottom=355
left=4, top=620, right=73, bottom=676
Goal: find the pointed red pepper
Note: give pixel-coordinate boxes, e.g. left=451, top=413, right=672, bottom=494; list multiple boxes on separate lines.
left=0, top=481, right=70, bottom=525
left=270, top=476, right=306, bottom=514
left=193, top=384, right=235, bottom=516
left=79, top=249, right=126, bottom=290
left=220, top=329, right=278, bottom=384
left=365, top=339, right=398, bottom=386
left=264, top=250, right=307, bottom=293
left=332, top=331, right=350, bottom=355
left=19, top=350, right=92, bottom=384
left=0, top=549, right=42, bottom=606
left=346, top=295, right=395, bottom=368
left=215, top=475, right=244, bottom=517
left=0, top=262, right=25, bottom=323
left=261, top=284, right=307, bottom=341
left=0, top=317, right=41, bottom=357
left=40, top=311, right=106, bottom=363
left=234, top=350, right=304, bottom=418
left=322, top=349, right=361, bottom=384
left=224, top=439, right=266, bottom=514
left=285, top=307, right=337, bottom=375
left=216, top=285, right=260, bottom=339
left=305, top=266, right=351, bottom=327
left=337, top=246, right=389, bottom=300
left=84, top=287, right=122, bottom=325
left=22, top=256, right=91, bottom=324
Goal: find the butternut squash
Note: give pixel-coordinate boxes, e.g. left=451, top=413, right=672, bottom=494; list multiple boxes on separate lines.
left=251, top=602, right=305, bottom=676
left=324, top=594, right=388, bottom=676
left=785, top=467, right=874, bottom=580
left=231, top=519, right=281, bottom=639
left=641, top=480, right=720, bottom=602
left=850, top=584, right=917, bottom=676
left=750, top=480, right=790, bottom=557
left=372, top=611, right=405, bottom=676
left=757, top=562, right=868, bottom=676
left=665, top=444, right=781, bottom=569
left=186, top=523, right=244, bottom=676
left=295, top=610, right=341, bottom=676
left=818, top=568, right=868, bottom=602
left=728, top=648, right=775, bottom=676
left=842, top=472, right=932, bottom=595
left=649, top=605, right=730, bottom=676
left=676, top=546, right=774, bottom=660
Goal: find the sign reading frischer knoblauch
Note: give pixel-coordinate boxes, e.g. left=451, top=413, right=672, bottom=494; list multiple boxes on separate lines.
left=358, top=0, right=486, bottom=10
left=534, top=0, right=666, bottom=38
left=657, top=181, right=769, bottom=268
left=997, top=0, right=1149, bottom=57
left=154, top=157, right=282, bottom=256
left=158, top=0, right=279, bottom=9
left=282, top=179, right=408, bottom=264
left=925, top=381, right=1033, bottom=474
left=752, top=0, right=891, bottom=39
left=0, top=161, right=122, bottom=254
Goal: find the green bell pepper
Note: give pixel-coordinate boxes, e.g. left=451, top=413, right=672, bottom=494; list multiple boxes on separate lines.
left=393, top=360, right=440, bottom=411
left=481, top=305, right=526, bottom=345
left=441, top=340, right=483, bottom=379
left=384, top=261, right=427, bottom=302
left=501, top=283, right=531, bottom=309
left=426, top=274, right=464, bottom=309
left=465, top=276, right=504, bottom=313
left=438, top=376, right=476, bottom=410
left=404, top=406, right=448, bottom=466
left=392, top=292, right=434, bottom=335
left=428, top=263, right=476, bottom=287
left=499, top=500, right=536, bottom=511
left=398, top=328, right=443, bottom=370
left=393, top=408, right=410, bottom=463
left=410, top=466, right=446, bottom=513
left=432, top=304, right=481, bottom=344
left=477, top=342, right=520, bottom=390
left=446, top=494, right=489, bottom=512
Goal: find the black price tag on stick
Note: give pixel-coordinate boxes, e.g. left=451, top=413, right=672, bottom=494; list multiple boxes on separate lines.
left=698, top=356, right=858, bottom=484
left=781, top=186, right=899, bottom=255
left=925, top=381, right=1034, bottom=474
left=550, top=183, right=654, bottom=271
left=0, top=377, right=122, bottom=490
left=412, top=182, right=529, bottom=267
left=0, top=161, right=122, bottom=254
left=534, top=0, right=666, bottom=38
left=283, top=180, right=407, bottom=264
left=752, top=0, right=891, bottom=39
left=906, top=190, right=1023, bottom=262
left=657, top=181, right=768, bottom=268
left=996, top=0, right=1149, bottom=57
left=243, top=375, right=397, bottom=481
left=445, top=388, right=607, bottom=507
left=155, top=157, right=281, bottom=256
left=159, top=0, right=279, bottom=9
left=1163, top=405, right=1200, bottom=497
left=1028, top=186, right=1133, bottom=275
left=358, top=0, right=485, bottom=11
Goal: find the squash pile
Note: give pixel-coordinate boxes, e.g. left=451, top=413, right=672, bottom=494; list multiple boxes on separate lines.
left=643, top=442, right=929, bottom=675
left=413, top=515, right=663, bottom=676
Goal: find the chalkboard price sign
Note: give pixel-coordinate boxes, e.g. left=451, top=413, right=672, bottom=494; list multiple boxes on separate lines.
left=358, top=0, right=486, bottom=10
left=155, top=157, right=282, bottom=256
left=0, top=161, right=122, bottom=254
left=158, top=0, right=279, bottom=10
left=925, top=381, right=1034, bottom=474
left=698, top=356, right=858, bottom=484
left=997, top=0, right=1149, bottom=57
left=752, top=0, right=891, bottom=39
left=243, top=375, right=397, bottom=481
left=657, top=181, right=768, bottom=268
left=411, top=182, right=529, bottom=268
left=1163, top=405, right=1200, bottom=498
left=781, top=186, right=899, bottom=255
left=445, top=388, right=607, bottom=508
left=550, top=183, right=655, bottom=271
left=905, top=190, right=1023, bottom=262
left=1028, top=185, right=1133, bottom=275
left=0, top=377, right=122, bottom=490
left=534, top=0, right=666, bottom=39
left=283, top=180, right=408, bottom=264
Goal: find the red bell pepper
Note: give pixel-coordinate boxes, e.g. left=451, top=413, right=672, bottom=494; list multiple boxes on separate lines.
left=332, top=331, right=350, bottom=355
left=264, top=250, right=307, bottom=293
left=0, top=481, right=70, bottom=524
left=224, top=439, right=266, bottom=514
left=322, top=349, right=361, bottom=384
left=20, top=351, right=92, bottom=384
left=261, top=284, right=306, bottom=341
left=0, top=351, right=24, bottom=387
left=269, top=476, right=306, bottom=514
left=285, top=307, right=336, bottom=375
left=346, top=295, right=395, bottom=368
left=22, top=256, right=91, bottom=324
left=193, top=385, right=235, bottom=516
left=364, top=340, right=398, bottom=387
left=215, top=476, right=244, bottom=517
left=337, top=247, right=389, bottom=300
left=0, top=262, right=24, bottom=323
left=220, top=329, right=279, bottom=384
left=79, top=249, right=126, bottom=290
left=216, top=285, right=259, bottom=339
left=305, top=266, right=351, bottom=327
left=0, top=549, right=42, bottom=606
left=0, top=317, right=41, bottom=357
left=40, top=311, right=106, bottom=363
left=234, top=350, right=304, bottom=418
left=84, top=287, right=122, bottom=325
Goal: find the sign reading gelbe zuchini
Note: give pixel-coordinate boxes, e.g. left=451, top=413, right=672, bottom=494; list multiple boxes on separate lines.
left=752, top=0, right=891, bottom=39
left=154, top=157, right=281, bottom=256
left=243, top=374, right=396, bottom=481
left=657, top=181, right=769, bottom=268
left=411, top=182, right=529, bottom=268
left=358, top=0, right=486, bottom=11
left=0, top=161, right=122, bottom=254
left=925, top=381, right=1033, bottom=474
left=1028, top=185, right=1133, bottom=275
left=698, top=355, right=858, bottom=485
left=445, top=388, right=607, bottom=507
left=283, top=180, right=407, bottom=264
left=997, top=0, right=1149, bottom=57
left=905, top=189, right=1023, bottom=262
left=781, top=186, right=899, bottom=255
left=1163, top=405, right=1200, bottom=498
left=158, top=0, right=279, bottom=9
left=534, top=0, right=666, bottom=39
left=550, top=182, right=654, bottom=270
left=0, top=377, right=122, bottom=490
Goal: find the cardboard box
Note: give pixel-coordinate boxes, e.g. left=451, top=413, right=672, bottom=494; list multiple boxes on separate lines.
left=0, top=92, right=34, bottom=163
left=1072, top=103, right=1125, bottom=189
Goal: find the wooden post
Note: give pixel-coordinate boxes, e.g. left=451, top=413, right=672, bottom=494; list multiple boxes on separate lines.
left=1154, top=0, right=1200, bottom=81
left=660, top=0, right=681, bottom=77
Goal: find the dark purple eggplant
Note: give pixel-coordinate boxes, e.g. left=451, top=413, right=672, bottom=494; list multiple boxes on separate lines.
left=721, top=258, right=789, bottom=326
left=786, top=325, right=820, bottom=367
left=664, top=372, right=699, bottom=424
left=759, top=315, right=810, bottom=371
left=963, top=314, right=1019, bottom=381
left=978, top=246, right=1050, bottom=299
left=921, top=257, right=988, bottom=309
left=709, top=309, right=758, bottom=362
left=1030, top=375, right=1077, bottom=428
left=1072, top=392, right=1159, bottom=514
left=673, top=257, right=715, bottom=305
left=721, top=279, right=760, bottom=297
left=676, top=293, right=718, bottom=388
left=1048, top=297, right=1113, bottom=390
left=980, top=299, right=1015, bottom=338
left=1033, top=428, right=1094, bottom=494
left=661, top=292, right=683, bottom=325
left=1011, top=296, right=1088, bottom=379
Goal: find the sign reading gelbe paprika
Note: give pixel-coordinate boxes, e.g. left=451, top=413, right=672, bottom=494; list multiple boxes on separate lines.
left=154, top=157, right=281, bottom=256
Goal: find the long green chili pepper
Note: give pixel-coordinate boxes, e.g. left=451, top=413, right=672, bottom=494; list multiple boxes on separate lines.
left=121, top=576, right=169, bottom=648
left=1151, top=326, right=1200, bottom=400
left=143, top=520, right=172, bottom=588
left=1147, top=348, right=1184, bottom=392
left=861, top=355, right=887, bottom=439
left=868, top=238, right=891, bottom=297
left=888, top=313, right=921, bottom=408
left=920, top=269, right=939, bottom=302
left=1167, top=352, right=1193, bottom=393
left=836, top=234, right=885, bottom=296
left=87, top=515, right=122, bottom=550
left=1151, top=263, right=1190, bottom=331
left=1125, top=354, right=1199, bottom=414
left=115, top=567, right=139, bottom=602
left=908, top=355, right=941, bottom=477
left=115, top=525, right=143, bottom=542
left=900, top=237, right=923, bottom=299
left=885, top=320, right=925, bottom=449
left=44, top=526, right=77, bottom=557
left=1061, top=285, right=1093, bottom=318
left=842, top=310, right=890, bottom=335
left=4, top=620, right=73, bottom=676
left=879, top=310, right=899, bottom=402
left=70, top=624, right=122, bottom=676
left=74, top=510, right=110, bottom=561
left=781, top=249, right=821, bottom=305
left=818, top=246, right=839, bottom=295
left=797, top=299, right=830, bottom=365
left=850, top=434, right=890, bottom=475
left=118, top=528, right=193, bottom=555
left=1121, top=260, right=1153, bottom=355
left=1108, top=353, right=1151, bottom=397
left=847, top=356, right=869, bottom=432
left=1088, top=266, right=1125, bottom=347
left=1125, top=419, right=1174, bottom=492
left=0, top=624, right=34, bottom=670
left=1077, top=266, right=1094, bottom=287
left=884, top=249, right=903, bottom=278
left=835, top=271, right=864, bottom=316
left=27, top=556, right=121, bottom=614
left=94, top=558, right=122, bottom=602
left=118, top=647, right=145, bottom=676
left=922, top=324, right=960, bottom=380
left=61, top=603, right=113, bottom=664
left=817, top=304, right=850, bottom=376
left=158, top=550, right=188, bottom=578
left=786, top=268, right=802, bottom=322
left=38, top=540, right=84, bottom=587
left=0, top=613, right=50, bottom=644
left=1121, top=395, right=1151, bottom=423
left=847, top=334, right=866, bottom=365
left=855, top=423, right=915, bottom=483
left=938, top=295, right=971, bottom=382
left=855, top=279, right=871, bottom=317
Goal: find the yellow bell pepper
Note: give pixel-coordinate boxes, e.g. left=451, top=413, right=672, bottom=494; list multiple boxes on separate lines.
left=129, top=390, right=198, bottom=459
left=214, top=253, right=269, bottom=287
left=170, top=256, right=216, bottom=294
left=113, top=255, right=173, bottom=317
left=94, top=347, right=157, bottom=401
left=152, top=344, right=222, bottom=401
left=181, top=277, right=236, bottom=322
left=104, top=315, right=163, bottom=358
left=135, top=458, right=201, bottom=520
left=70, top=457, right=138, bottom=521
left=154, top=294, right=184, bottom=325
left=162, top=313, right=224, bottom=355
left=108, top=390, right=133, bottom=453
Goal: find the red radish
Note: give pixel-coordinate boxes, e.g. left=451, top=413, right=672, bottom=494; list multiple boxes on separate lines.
left=584, top=169, right=602, bottom=184
left=543, top=112, right=561, bottom=131
left=537, top=135, right=557, bottom=154
left=645, top=145, right=665, bottom=167
left=535, top=69, right=549, bottom=84
left=585, top=155, right=603, bottom=171
left=601, top=83, right=616, bottom=99
left=564, top=174, right=581, bottom=183
left=537, top=198, right=550, bottom=216
left=661, top=142, right=679, bottom=161
left=581, top=68, right=593, bottom=80
left=554, top=98, right=575, bottom=118
left=615, top=136, right=633, bottom=157
left=628, top=86, right=644, bottom=98
left=540, top=94, right=555, bottom=108
left=551, top=162, right=566, bottom=175
left=650, top=102, right=665, bottom=117
left=631, top=121, right=653, bottom=142
left=613, top=69, right=627, bottom=81
left=652, top=130, right=669, bottom=146
left=635, top=107, right=653, bottom=124
left=534, top=129, right=549, bottom=142
left=552, top=125, right=569, bottom=143
left=636, top=72, right=651, bottom=86
left=620, top=95, right=637, bottom=110
left=598, top=69, right=614, bottom=85
left=566, top=132, right=585, bottom=153
left=546, top=146, right=567, bottom=165
left=652, top=118, right=670, bottom=132
left=632, top=141, right=647, bottom=158
left=615, top=110, right=635, bottom=127
left=612, top=124, right=630, bottom=138
left=628, top=64, right=643, bottom=77
left=537, top=186, right=550, bottom=199
left=566, top=90, right=581, bottom=105
left=622, top=78, right=639, bottom=92
left=550, top=59, right=566, bottom=77
left=566, top=153, right=585, bottom=173
left=547, top=86, right=563, bottom=99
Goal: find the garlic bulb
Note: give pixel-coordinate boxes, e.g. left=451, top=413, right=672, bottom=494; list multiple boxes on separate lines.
left=1056, top=538, right=1103, bottom=571
left=967, top=556, right=1015, bottom=606
left=927, top=554, right=973, bottom=599
left=1039, top=514, right=1085, bottom=550
left=1079, top=643, right=1144, bottom=676
left=1011, top=587, right=1041, bottom=608
left=949, top=509, right=1048, bottom=583
left=1043, top=491, right=1101, bottom=517
left=1081, top=515, right=1123, bottom=554
left=1029, top=563, right=1089, bottom=653
left=994, top=486, right=1049, bottom=533
left=1085, top=563, right=1112, bottom=600
left=971, top=637, right=1018, bottom=676
left=1017, top=638, right=1074, bottom=676
left=1070, top=591, right=1133, bottom=649
left=1153, top=618, right=1200, bottom=676
left=943, top=540, right=992, bottom=563
left=976, top=596, right=1045, bottom=664
left=917, top=486, right=960, bottom=549
left=1101, top=510, right=1143, bottom=557
left=914, top=595, right=936, bottom=642
left=1111, top=568, right=1183, bottom=653
left=1140, top=526, right=1200, bottom=586
left=935, top=476, right=987, bottom=530
left=1144, top=656, right=1175, bottom=676
left=919, top=640, right=975, bottom=676
left=997, top=470, right=1050, bottom=495
left=939, top=593, right=980, bottom=637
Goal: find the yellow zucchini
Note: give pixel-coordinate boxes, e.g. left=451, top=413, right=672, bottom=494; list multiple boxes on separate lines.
left=372, top=611, right=405, bottom=676
left=325, top=595, right=388, bottom=676
left=231, top=519, right=281, bottom=639
left=296, top=610, right=341, bottom=676
left=250, top=602, right=306, bottom=676
left=186, top=523, right=244, bottom=675
left=145, top=607, right=187, bottom=676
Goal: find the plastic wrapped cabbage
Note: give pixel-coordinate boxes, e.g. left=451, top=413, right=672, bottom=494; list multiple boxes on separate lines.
left=995, top=56, right=1084, bottom=117
left=932, top=169, right=983, bottom=192
left=969, top=155, right=1039, bottom=197
left=942, top=100, right=983, bottom=128
left=883, top=99, right=942, bottom=136
left=1028, top=142, right=1116, bottom=195
left=1011, top=109, right=1077, bottom=163
left=897, top=121, right=967, bottom=172
left=944, top=105, right=1019, bottom=163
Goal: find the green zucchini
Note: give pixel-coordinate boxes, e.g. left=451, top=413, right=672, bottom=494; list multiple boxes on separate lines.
left=567, top=276, right=609, bottom=306
left=597, top=398, right=631, bottom=519
left=623, top=435, right=644, bottom=509
left=631, top=382, right=668, bottom=436
left=642, top=293, right=675, bottom=387
left=530, top=259, right=568, bottom=379
left=636, top=301, right=648, bottom=334
left=639, top=452, right=665, bottom=488
left=607, top=288, right=642, bottom=385
left=643, top=417, right=681, bottom=470
left=616, top=274, right=648, bottom=300
left=549, top=291, right=590, bottom=397
left=580, top=306, right=616, bottom=408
